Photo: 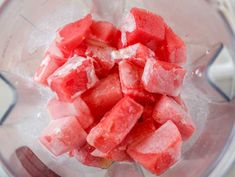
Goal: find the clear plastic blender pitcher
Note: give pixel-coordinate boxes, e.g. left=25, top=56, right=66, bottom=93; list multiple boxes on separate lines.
left=0, top=0, right=235, bottom=177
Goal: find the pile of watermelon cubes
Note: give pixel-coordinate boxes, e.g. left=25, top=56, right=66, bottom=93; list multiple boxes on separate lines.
left=35, top=7, right=196, bottom=175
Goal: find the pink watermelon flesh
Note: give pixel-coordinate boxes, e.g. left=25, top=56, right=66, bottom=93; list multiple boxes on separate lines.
left=172, top=95, right=188, bottom=112
left=39, top=117, right=87, bottom=156
left=56, top=14, right=92, bottom=52
left=119, top=60, right=156, bottom=104
left=121, top=8, right=165, bottom=50
left=91, top=148, right=132, bottom=162
left=165, top=27, right=186, bottom=65
left=47, top=97, right=94, bottom=129
left=111, top=43, right=155, bottom=67
left=73, top=42, right=88, bottom=57
left=34, top=55, right=67, bottom=86
left=127, top=120, right=182, bottom=175
left=48, top=56, right=99, bottom=102
left=142, top=58, right=186, bottom=96
left=89, top=21, right=120, bottom=47
left=86, top=96, right=143, bottom=153
left=86, top=45, right=115, bottom=78
left=74, top=143, right=112, bottom=168
left=81, top=73, right=123, bottom=120
left=152, top=95, right=195, bottom=140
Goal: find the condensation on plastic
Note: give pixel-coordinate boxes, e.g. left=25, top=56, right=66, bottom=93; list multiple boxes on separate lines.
left=0, top=0, right=235, bottom=177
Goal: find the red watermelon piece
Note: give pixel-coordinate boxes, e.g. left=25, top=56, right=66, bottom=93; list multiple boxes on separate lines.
left=89, top=21, right=120, bottom=47
left=172, top=95, right=188, bottom=112
left=39, top=117, right=87, bottom=156
left=56, top=14, right=92, bottom=52
left=152, top=95, right=195, bottom=140
left=155, top=27, right=186, bottom=66
left=34, top=55, right=66, bottom=85
left=142, top=58, right=186, bottom=96
left=74, top=143, right=112, bottom=168
left=127, top=120, right=182, bottom=175
left=111, top=43, right=155, bottom=67
left=86, top=96, right=143, bottom=153
left=119, top=60, right=156, bottom=104
left=81, top=73, right=123, bottom=119
left=47, top=97, right=94, bottom=129
left=73, top=42, right=88, bottom=57
left=48, top=56, right=99, bottom=101
left=91, top=148, right=132, bottom=162
left=86, top=45, right=115, bottom=78
left=121, top=8, right=165, bottom=50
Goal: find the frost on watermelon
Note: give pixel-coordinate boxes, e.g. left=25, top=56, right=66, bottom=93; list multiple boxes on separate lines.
left=34, top=40, right=72, bottom=85
left=155, top=27, right=186, bottom=66
left=88, top=20, right=120, bottom=48
left=48, top=56, right=99, bottom=101
left=152, top=95, right=195, bottom=140
left=127, top=120, right=182, bottom=175
left=142, top=58, right=186, bottom=96
left=81, top=73, right=123, bottom=119
left=86, top=96, right=143, bottom=153
left=56, top=14, right=92, bottom=52
left=119, top=60, right=156, bottom=104
left=86, top=45, right=115, bottom=78
left=47, top=97, right=94, bottom=129
left=39, top=117, right=87, bottom=156
left=91, top=147, right=132, bottom=162
left=111, top=43, right=155, bottom=67
left=74, top=143, right=113, bottom=168
left=34, top=55, right=66, bottom=85
left=121, top=8, right=165, bottom=50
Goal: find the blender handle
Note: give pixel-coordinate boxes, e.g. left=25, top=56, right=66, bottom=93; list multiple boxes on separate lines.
left=0, top=73, right=17, bottom=125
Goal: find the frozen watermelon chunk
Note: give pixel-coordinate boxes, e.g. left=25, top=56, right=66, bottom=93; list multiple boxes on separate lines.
left=152, top=95, right=195, bottom=140
left=111, top=43, right=155, bottom=67
left=91, top=147, right=132, bottom=162
left=86, top=45, right=115, bottom=78
left=48, top=56, right=99, bottom=101
left=81, top=73, right=123, bottom=119
left=119, top=60, right=156, bottom=104
left=127, top=120, right=182, bottom=175
left=142, top=58, right=186, bottom=96
left=39, top=117, right=87, bottom=156
left=74, top=143, right=112, bottom=168
left=172, top=95, right=188, bottom=112
left=47, top=97, right=94, bottom=129
left=87, top=96, right=143, bottom=153
left=34, top=55, right=66, bottom=85
left=155, top=27, right=186, bottom=66
left=73, top=42, right=88, bottom=57
left=121, top=8, right=165, bottom=50
left=89, top=21, right=120, bottom=47
left=56, top=14, right=92, bottom=52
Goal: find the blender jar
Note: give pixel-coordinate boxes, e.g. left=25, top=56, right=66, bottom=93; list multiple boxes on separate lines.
left=0, top=0, right=235, bottom=177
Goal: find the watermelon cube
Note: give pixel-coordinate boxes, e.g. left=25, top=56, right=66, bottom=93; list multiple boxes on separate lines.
left=152, top=95, right=195, bottom=140
left=119, top=60, right=156, bottom=104
left=34, top=55, right=66, bottom=86
left=142, top=58, right=186, bottom=96
left=39, top=117, right=87, bottom=156
left=81, top=73, right=123, bottom=119
left=172, top=95, right=188, bottom=112
left=127, top=120, right=182, bottom=175
left=121, top=8, right=165, bottom=50
left=89, top=21, right=120, bottom=47
left=111, top=43, right=155, bottom=67
left=165, top=27, right=186, bottom=65
left=56, top=14, right=92, bottom=52
left=73, top=42, right=88, bottom=57
left=86, top=45, right=115, bottom=78
left=47, top=97, right=94, bottom=129
left=48, top=56, right=99, bottom=101
left=87, top=96, right=143, bottom=153
left=91, top=148, right=132, bottom=162
left=74, top=143, right=112, bottom=168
